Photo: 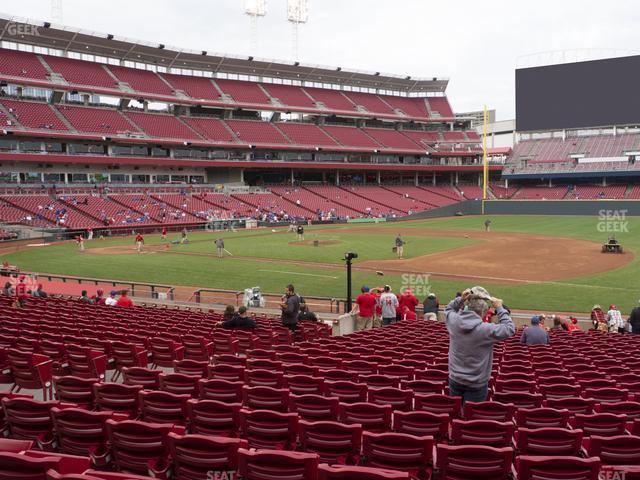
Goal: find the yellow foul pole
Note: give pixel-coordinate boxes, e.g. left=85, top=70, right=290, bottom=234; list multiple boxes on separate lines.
left=482, top=105, right=488, bottom=200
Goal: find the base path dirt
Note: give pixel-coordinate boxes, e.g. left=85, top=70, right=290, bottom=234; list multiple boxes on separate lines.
left=337, top=227, right=633, bottom=283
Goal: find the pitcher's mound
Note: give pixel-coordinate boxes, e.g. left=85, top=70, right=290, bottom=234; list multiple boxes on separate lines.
left=288, top=239, right=341, bottom=246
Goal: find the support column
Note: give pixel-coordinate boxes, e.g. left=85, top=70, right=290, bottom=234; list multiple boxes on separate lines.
left=414, top=171, right=418, bottom=186
left=376, top=171, right=381, bottom=185
left=240, top=169, right=244, bottom=184
left=432, top=172, right=436, bottom=186
left=455, top=171, right=459, bottom=185
left=321, top=171, right=326, bottom=183
left=505, top=178, right=509, bottom=188
left=336, top=171, right=340, bottom=186
left=549, top=178, right=553, bottom=187
left=603, top=177, right=607, bottom=187
left=290, top=169, right=295, bottom=186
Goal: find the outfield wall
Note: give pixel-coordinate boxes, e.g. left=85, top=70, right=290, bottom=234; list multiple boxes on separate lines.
left=403, top=200, right=640, bottom=220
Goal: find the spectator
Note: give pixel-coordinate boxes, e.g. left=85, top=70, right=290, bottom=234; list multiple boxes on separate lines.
left=379, top=285, right=399, bottom=326
left=281, top=284, right=300, bottom=331
left=32, top=284, right=48, bottom=298
left=220, top=306, right=256, bottom=330
left=371, top=287, right=383, bottom=328
left=92, top=289, right=106, bottom=305
left=567, top=317, right=581, bottom=333
left=551, top=316, right=567, bottom=331
left=78, top=290, right=93, bottom=304
left=607, top=304, right=625, bottom=333
left=15, top=276, right=28, bottom=307
left=298, top=303, right=318, bottom=322
left=3, top=282, right=13, bottom=296
left=223, top=305, right=235, bottom=322
left=105, top=290, right=118, bottom=306
left=401, top=305, right=417, bottom=321
left=520, top=315, right=550, bottom=345
left=591, top=304, right=606, bottom=331
left=116, top=290, right=134, bottom=308
left=445, top=286, right=515, bottom=403
left=423, top=293, right=439, bottom=321
left=629, top=300, right=640, bottom=334
left=399, top=288, right=418, bottom=313
left=352, top=285, right=375, bottom=331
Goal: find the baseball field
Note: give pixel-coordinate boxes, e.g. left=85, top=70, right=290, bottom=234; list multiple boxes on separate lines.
left=1, top=214, right=637, bottom=314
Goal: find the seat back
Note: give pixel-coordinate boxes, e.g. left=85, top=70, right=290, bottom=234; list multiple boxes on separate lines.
left=53, top=376, right=98, bottom=409
left=289, top=394, right=340, bottom=421
left=317, top=464, right=409, bottom=480
left=158, top=373, right=199, bottom=397
left=298, top=419, right=362, bottom=464
left=515, top=455, right=600, bottom=480
left=138, top=390, right=190, bottom=424
left=435, top=444, right=513, bottom=480
left=584, top=434, right=640, bottom=465
left=392, top=410, right=449, bottom=442
left=104, top=419, right=175, bottom=475
left=92, top=383, right=143, bottom=417
left=238, top=409, right=299, bottom=450
left=237, top=448, right=318, bottom=480
left=450, top=419, right=514, bottom=447
left=515, top=407, right=571, bottom=429
left=362, top=431, right=433, bottom=479
left=167, top=432, right=247, bottom=478
left=515, top=427, right=584, bottom=456
left=338, top=402, right=392, bottom=433
left=197, top=378, right=244, bottom=403
left=186, top=399, right=241, bottom=437
left=50, top=407, right=115, bottom=457
left=121, top=367, right=161, bottom=389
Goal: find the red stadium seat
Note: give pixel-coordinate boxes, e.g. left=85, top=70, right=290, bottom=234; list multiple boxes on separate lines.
left=197, top=378, right=244, bottom=403
left=362, top=432, right=433, bottom=479
left=514, top=407, right=571, bottom=429
left=53, top=376, right=98, bottom=409
left=166, top=432, right=247, bottom=479
left=121, top=367, right=161, bottom=389
left=514, top=427, right=584, bottom=456
left=242, top=385, right=290, bottom=412
left=284, top=375, right=325, bottom=395
left=323, top=381, right=368, bottom=404
left=450, top=419, right=514, bottom=447
left=393, top=410, right=449, bottom=442
left=237, top=448, right=319, bottom=480
left=569, top=413, right=628, bottom=437
left=434, top=444, right=513, bottom=480
left=298, top=419, right=362, bottom=464
left=318, top=464, right=409, bottom=480
left=462, top=401, right=516, bottom=422
left=7, top=349, right=54, bottom=400
left=148, top=337, right=184, bottom=368
left=185, top=399, right=241, bottom=437
left=338, top=402, right=392, bottom=433
left=138, top=390, right=190, bottom=424
left=50, top=407, right=121, bottom=459
left=367, top=387, right=414, bottom=411
left=514, top=455, right=600, bottom=480
left=582, top=434, right=640, bottom=465
left=175, top=359, right=209, bottom=377
left=158, top=372, right=200, bottom=397
left=92, top=383, right=142, bottom=418
left=289, top=394, right=340, bottom=421
left=238, top=409, right=299, bottom=450
left=414, top=394, right=462, bottom=417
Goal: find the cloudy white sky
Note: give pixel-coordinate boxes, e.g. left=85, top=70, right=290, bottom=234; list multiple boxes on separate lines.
left=2, top=0, right=639, bottom=120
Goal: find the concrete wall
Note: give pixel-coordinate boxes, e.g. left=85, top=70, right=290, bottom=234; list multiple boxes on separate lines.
left=402, top=200, right=640, bottom=220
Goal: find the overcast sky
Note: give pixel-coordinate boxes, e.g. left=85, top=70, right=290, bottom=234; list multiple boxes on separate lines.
left=3, top=0, right=640, bottom=120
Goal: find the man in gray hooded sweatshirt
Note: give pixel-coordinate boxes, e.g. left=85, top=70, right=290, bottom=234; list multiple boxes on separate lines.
left=445, top=286, right=515, bottom=403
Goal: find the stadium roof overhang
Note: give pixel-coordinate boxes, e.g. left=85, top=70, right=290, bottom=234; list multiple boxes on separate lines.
left=0, top=14, right=449, bottom=94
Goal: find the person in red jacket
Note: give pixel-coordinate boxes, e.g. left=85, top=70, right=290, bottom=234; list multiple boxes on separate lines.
left=135, top=233, right=144, bottom=253
left=161, top=227, right=167, bottom=240
left=399, top=288, right=419, bottom=313
left=116, top=290, right=134, bottom=308
left=15, top=276, right=28, bottom=307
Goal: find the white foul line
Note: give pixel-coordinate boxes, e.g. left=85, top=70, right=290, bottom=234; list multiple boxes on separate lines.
left=258, top=269, right=338, bottom=279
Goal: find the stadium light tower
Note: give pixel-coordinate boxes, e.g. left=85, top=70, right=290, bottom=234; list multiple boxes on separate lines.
left=51, top=0, right=63, bottom=23
left=245, top=0, right=267, bottom=56
left=287, top=0, right=308, bottom=61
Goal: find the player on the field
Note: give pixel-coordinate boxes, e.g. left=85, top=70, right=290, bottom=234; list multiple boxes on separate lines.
left=76, top=235, right=85, bottom=252
left=395, top=234, right=405, bottom=259
left=135, top=233, right=144, bottom=253
left=180, top=228, right=188, bottom=244
left=215, top=238, right=225, bottom=258
left=161, top=227, right=167, bottom=240
left=484, top=219, right=492, bottom=232
left=297, top=224, right=304, bottom=241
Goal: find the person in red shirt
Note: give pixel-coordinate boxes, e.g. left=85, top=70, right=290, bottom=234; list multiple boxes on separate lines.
left=401, top=306, right=417, bottom=321
left=76, top=235, right=84, bottom=252
left=92, top=288, right=106, bottom=305
left=161, top=227, right=167, bottom=240
left=135, top=233, right=144, bottom=253
left=353, top=285, right=376, bottom=331
left=15, top=276, right=28, bottom=307
left=116, top=290, right=134, bottom=308
left=399, top=289, right=419, bottom=313
left=371, top=286, right=383, bottom=328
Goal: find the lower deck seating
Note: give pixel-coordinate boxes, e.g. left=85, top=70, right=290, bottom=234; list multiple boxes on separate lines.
left=0, top=295, right=634, bottom=479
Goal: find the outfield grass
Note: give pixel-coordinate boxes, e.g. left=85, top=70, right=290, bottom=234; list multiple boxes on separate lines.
left=2, top=215, right=639, bottom=313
